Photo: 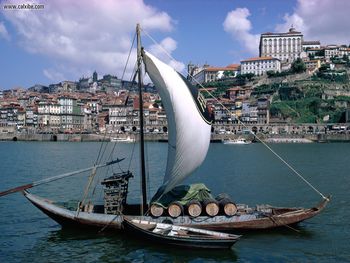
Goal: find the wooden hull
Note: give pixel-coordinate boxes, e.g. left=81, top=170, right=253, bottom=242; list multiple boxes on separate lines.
left=123, top=218, right=240, bottom=249
left=23, top=191, right=329, bottom=232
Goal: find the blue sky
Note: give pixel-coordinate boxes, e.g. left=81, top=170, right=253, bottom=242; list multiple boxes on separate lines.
left=0, top=0, right=349, bottom=90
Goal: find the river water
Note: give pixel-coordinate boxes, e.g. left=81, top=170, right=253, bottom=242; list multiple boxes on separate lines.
left=0, top=141, right=349, bottom=262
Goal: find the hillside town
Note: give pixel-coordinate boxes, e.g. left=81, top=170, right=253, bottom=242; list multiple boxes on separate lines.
left=1, top=27, right=350, bottom=138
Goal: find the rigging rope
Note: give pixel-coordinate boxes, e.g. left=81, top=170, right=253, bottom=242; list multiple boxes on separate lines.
left=84, top=32, right=138, bottom=205
left=141, top=28, right=329, bottom=201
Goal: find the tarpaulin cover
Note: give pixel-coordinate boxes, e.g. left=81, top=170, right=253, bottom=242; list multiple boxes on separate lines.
left=151, top=183, right=213, bottom=208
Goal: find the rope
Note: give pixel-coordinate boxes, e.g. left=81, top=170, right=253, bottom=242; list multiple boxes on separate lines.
left=141, top=27, right=328, bottom=201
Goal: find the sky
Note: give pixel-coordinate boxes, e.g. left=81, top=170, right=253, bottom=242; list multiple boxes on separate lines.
left=0, top=0, right=349, bottom=90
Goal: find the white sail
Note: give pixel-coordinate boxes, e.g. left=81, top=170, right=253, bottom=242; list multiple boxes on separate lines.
left=142, top=50, right=212, bottom=195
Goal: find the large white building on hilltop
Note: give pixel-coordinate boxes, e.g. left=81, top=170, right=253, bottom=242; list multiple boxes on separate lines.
left=259, top=26, right=303, bottom=63
left=241, top=57, right=281, bottom=76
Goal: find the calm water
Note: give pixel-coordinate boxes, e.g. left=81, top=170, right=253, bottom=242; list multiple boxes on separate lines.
left=0, top=141, right=349, bottom=262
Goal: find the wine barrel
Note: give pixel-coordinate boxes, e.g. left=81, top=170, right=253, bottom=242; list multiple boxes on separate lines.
left=203, top=199, right=219, bottom=217
left=216, top=194, right=237, bottom=216
left=168, top=201, right=183, bottom=218
left=186, top=200, right=202, bottom=217
left=220, top=198, right=237, bottom=216
left=150, top=203, right=164, bottom=217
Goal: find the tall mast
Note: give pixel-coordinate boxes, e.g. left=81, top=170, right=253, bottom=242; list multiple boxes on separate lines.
left=136, top=24, right=147, bottom=214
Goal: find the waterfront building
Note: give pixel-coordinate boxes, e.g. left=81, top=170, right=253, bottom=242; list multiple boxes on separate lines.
left=58, top=96, right=84, bottom=131
left=108, top=103, right=134, bottom=132
left=240, top=57, right=281, bottom=76
left=259, top=26, right=303, bottom=63
left=25, top=106, right=38, bottom=128
left=37, top=101, right=61, bottom=129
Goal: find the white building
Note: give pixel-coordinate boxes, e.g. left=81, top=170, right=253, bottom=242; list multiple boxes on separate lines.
left=324, top=45, right=350, bottom=61
left=259, top=26, right=303, bottom=63
left=240, top=57, right=281, bottom=76
left=302, top=41, right=321, bottom=50
left=189, top=64, right=240, bottom=85
left=37, top=101, right=60, bottom=128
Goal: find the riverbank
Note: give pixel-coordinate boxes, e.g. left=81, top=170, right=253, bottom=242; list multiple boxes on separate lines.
left=0, top=132, right=349, bottom=142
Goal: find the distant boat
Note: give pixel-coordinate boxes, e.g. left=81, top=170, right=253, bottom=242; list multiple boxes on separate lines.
left=123, top=217, right=240, bottom=249
left=222, top=138, right=251, bottom=145
left=110, top=136, right=135, bottom=143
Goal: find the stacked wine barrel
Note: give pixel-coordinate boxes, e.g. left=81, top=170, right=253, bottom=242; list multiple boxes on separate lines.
left=167, top=201, right=183, bottom=218
left=150, top=203, right=164, bottom=217
left=215, top=193, right=237, bottom=216
left=203, top=198, right=220, bottom=217
left=186, top=200, right=202, bottom=217
left=150, top=193, right=237, bottom=218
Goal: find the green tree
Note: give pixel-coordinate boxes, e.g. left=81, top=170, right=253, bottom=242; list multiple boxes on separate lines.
left=291, top=58, right=306, bottom=73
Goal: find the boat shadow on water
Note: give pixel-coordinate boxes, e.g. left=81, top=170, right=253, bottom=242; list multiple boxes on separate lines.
left=43, top=228, right=238, bottom=262
left=236, top=223, right=316, bottom=238
left=40, top=224, right=316, bottom=262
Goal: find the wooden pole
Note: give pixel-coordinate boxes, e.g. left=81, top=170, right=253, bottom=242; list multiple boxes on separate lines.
left=137, top=23, right=147, bottom=215
left=0, top=158, right=124, bottom=197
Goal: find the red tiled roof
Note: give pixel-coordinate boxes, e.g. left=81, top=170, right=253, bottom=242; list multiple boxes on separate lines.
left=241, top=56, right=278, bottom=62
left=205, top=65, right=239, bottom=71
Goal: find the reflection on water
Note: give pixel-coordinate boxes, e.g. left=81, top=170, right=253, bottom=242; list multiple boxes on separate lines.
left=37, top=228, right=238, bottom=263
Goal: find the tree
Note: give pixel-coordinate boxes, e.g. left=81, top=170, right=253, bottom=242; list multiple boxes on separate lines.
left=291, top=58, right=306, bottom=73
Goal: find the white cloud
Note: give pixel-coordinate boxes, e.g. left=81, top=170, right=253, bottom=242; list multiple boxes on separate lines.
left=223, top=8, right=259, bottom=56
left=275, top=0, right=350, bottom=45
left=0, top=22, right=10, bottom=41
left=43, top=68, right=65, bottom=82
left=1, top=0, right=178, bottom=82
left=149, top=37, right=185, bottom=73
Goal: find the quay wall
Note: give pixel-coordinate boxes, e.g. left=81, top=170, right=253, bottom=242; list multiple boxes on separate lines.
left=0, top=132, right=349, bottom=142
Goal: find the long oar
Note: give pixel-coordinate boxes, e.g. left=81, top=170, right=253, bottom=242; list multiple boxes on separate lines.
left=0, top=158, right=124, bottom=197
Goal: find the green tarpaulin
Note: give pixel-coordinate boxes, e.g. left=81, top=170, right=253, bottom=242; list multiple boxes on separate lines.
left=151, top=183, right=213, bottom=208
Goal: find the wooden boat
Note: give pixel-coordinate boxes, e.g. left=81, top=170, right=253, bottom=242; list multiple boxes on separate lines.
left=122, top=218, right=240, bottom=249
left=22, top=190, right=329, bottom=231
left=1, top=24, right=330, bottom=234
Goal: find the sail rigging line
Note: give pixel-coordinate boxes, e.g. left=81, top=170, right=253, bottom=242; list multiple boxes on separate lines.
left=94, top=30, right=137, bottom=167
left=141, top=27, right=328, bottom=201
left=76, top=166, right=98, bottom=217
left=89, top=62, right=140, bottom=202
left=197, top=88, right=329, bottom=201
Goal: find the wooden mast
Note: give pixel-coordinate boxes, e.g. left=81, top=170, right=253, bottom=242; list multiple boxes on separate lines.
left=136, top=23, right=147, bottom=214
